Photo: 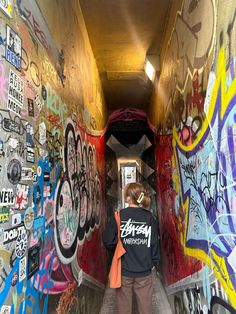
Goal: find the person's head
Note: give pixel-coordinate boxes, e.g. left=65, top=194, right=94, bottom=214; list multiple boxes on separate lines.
left=124, top=182, right=150, bottom=208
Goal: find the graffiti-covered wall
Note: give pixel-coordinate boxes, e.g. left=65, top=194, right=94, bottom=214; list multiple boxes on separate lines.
left=151, top=0, right=236, bottom=312
left=0, top=0, right=107, bottom=313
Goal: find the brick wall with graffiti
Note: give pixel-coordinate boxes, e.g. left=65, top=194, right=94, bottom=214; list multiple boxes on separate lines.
left=152, top=0, right=236, bottom=312
left=0, top=0, right=107, bottom=313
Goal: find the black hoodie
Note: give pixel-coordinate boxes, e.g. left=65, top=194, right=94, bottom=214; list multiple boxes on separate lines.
left=102, top=207, right=160, bottom=277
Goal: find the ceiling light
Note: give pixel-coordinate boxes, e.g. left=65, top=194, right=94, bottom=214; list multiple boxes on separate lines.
left=144, top=54, right=160, bottom=82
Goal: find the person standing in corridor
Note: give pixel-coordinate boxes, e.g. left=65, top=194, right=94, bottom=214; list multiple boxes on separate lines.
left=102, top=182, right=160, bottom=314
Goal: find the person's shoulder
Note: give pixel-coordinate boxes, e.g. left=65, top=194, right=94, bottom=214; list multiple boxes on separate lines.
left=119, top=208, right=127, bottom=214
left=140, top=208, right=156, bottom=218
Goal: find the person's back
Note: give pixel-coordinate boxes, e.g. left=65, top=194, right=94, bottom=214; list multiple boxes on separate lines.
left=120, top=206, right=158, bottom=278
left=102, top=182, right=160, bottom=314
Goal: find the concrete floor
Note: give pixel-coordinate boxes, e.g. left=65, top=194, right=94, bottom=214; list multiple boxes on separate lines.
left=99, top=270, right=173, bottom=314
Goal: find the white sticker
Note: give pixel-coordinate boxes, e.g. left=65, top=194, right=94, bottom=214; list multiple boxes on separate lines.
left=24, top=207, right=34, bottom=230
left=19, top=256, right=26, bottom=282
left=15, top=232, right=27, bottom=258
left=0, top=188, right=14, bottom=206
left=7, top=69, right=24, bottom=116
left=39, top=122, right=46, bottom=145
left=8, top=137, right=18, bottom=149
left=12, top=213, right=21, bottom=226
left=0, top=305, right=11, bottom=314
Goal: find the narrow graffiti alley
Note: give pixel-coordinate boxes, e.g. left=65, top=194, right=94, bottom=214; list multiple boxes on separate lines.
left=0, top=0, right=236, bottom=313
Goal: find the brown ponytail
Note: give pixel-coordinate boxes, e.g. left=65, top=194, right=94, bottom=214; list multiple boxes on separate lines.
left=124, top=182, right=151, bottom=208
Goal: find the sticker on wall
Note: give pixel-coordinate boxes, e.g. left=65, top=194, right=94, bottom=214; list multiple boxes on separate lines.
left=2, top=117, right=21, bottom=134
left=35, top=94, right=42, bottom=112
left=12, top=213, right=21, bottom=226
left=39, top=122, right=46, bottom=145
left=41, top=85, right=47, bottom=101
left=0, top=188, right=14, bottom=206
left=8, top=137, right=18, bottom=150
left=0, top=141, right=4, bottom=158
left=8, top=69, right=24, bottom=116
left=24, top=207, right=34, bottom=230
left=19, top=256, right=26, bottom=281
left=0, top=305, right=11, bottom=314
left=25, top=123, right=34, bottom=147
left=21, top=167, right=35, bottom=181
left=26, top=147, right=35, bottom=163
left=15, top=232, right=27, bottom=258
left=27, top=243, right=40, bottom=279
left=0, top=207, right=9, bottom=223
left=27, top=98, right=34, bottom=117
left=11, top=271, right=18, bottom=286
left=3, top=223, right=25, bottom=244
left=5, top=25, right=21, bottom=69
left=15, top=184, right=29, bottom=210
left=7, top=158, right=22, bottom=184
left=0, top=0, right=12, bottom=18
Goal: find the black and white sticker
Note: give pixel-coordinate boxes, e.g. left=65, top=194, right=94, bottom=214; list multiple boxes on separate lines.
left=15, top=232, right=27, bottom=258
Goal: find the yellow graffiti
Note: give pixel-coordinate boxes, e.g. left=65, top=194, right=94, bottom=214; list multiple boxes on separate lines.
left=173, top=46, right=236, bottom=307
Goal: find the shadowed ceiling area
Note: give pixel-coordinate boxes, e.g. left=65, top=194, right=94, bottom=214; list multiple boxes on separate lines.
left=80, top=0, right=171, bottom=114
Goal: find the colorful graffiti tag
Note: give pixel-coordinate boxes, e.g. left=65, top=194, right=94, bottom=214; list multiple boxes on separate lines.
left=173, top=47, right=236, bottom=308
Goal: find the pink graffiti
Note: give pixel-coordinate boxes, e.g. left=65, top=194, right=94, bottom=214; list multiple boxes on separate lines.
left=16, top=22, right=34, bottom=53
left=34, top=249, right=74, bottom=294
left=188, top=70, right=204, bottom=115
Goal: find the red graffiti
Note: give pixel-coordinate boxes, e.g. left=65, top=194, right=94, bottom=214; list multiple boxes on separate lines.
left=156, top=134, right=201, bottom=286
left=47, top=113, right=62, bottom=129
left=56, top=282, right=78, bottom=314
left=22, top=6, right=49, bottom=52
left=188, top=70, right=205, bottom=115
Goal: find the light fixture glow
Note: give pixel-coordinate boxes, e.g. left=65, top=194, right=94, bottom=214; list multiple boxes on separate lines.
left=144, top=54, right=160, bottom=82
left=145, top=60, right=156, bottom=82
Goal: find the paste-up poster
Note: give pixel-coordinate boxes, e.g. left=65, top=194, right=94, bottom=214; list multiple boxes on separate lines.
left=5, top=25, right=21, bottom=69
left=7, top=69, right=24, bottom=116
